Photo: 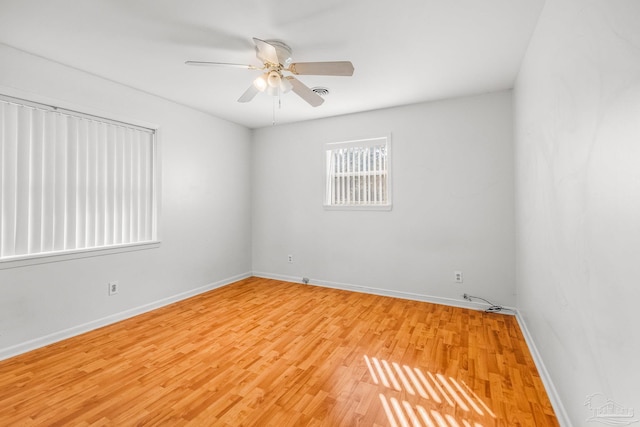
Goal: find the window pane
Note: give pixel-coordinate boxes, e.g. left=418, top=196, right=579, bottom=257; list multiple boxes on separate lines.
left=324, top=137, right=391, bottom=209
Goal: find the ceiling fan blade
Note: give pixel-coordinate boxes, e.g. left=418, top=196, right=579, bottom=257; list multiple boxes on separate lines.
left=286, top=76, right=324, bottom=107
left=253, top=38, right=280, bottom=65
left=185, top=61, right=257, bottom=69
left=288, top=61, right=354, bottom=76
left=238, top=84, right=260, bottom=103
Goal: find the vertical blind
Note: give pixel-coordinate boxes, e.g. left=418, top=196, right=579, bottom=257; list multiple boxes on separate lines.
left=325, top=137, right=390, bottom=207
left=0, top=96, right=157, bottom=261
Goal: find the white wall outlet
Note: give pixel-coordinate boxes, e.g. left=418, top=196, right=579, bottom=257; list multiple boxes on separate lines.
left=108, top=281, right=119, bottom=296
left=454, top=271, right=463, bottom=283
left=287, top=254, right=293, bottom=263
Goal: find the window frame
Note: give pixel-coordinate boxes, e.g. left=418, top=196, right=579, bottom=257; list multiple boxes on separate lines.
left=323, top=135, right=392, bottom=211
left=0, top=92, right=161, bottom=270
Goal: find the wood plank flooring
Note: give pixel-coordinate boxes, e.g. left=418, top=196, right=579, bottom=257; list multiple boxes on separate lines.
left=0, top=277, right=558, bottom=426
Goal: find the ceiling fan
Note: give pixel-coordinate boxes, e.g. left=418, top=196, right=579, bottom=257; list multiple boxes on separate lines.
left=186, top=37, right=354, bottom=107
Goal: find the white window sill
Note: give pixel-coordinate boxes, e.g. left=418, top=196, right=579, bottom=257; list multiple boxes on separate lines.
left=0, top=241, right=161, bottom=270
left=323, top=204, right=393, bottom=211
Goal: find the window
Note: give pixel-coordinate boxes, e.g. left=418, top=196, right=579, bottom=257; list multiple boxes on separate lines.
left=0, top=94, right=158, bottom=264
left=324, top=136, right=391, bottom=210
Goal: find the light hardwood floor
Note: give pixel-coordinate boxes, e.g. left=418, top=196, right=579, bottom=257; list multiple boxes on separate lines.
left=0, top=277, right=558, bottom=426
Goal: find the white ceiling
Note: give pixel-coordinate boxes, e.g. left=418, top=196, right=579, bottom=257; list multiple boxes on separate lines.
left=0, top=0, right=545, bottom=129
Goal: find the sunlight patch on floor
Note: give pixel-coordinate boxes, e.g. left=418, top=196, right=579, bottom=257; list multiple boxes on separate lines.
left=365, top=355, right=494, bottom=427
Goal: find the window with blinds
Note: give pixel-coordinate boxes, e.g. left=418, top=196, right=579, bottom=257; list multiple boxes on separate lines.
left=324, top=136, right=391, bottom=210
left=0, top=94, right=158, bottom=263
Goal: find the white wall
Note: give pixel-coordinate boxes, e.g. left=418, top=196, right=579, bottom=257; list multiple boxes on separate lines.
left=252, top=91, right=515, bottom=306
left=515, top=0, right=640, bottom=424
left=0, top=44, right=252, bottom=357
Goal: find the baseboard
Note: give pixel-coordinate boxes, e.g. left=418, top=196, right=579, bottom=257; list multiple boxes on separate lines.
left=251, top=271, right=517, bottom=314
left=515, top=311, right=572, bottom=427
left=0, top=271, right=252, bottom=362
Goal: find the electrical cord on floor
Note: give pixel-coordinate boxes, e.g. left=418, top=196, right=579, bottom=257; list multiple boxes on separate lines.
left=463, top=293, right=514, bottom=314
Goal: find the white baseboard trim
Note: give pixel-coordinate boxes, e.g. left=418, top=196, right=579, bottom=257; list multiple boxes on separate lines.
left=0, top=271, right=252, bottom=362
left=515, top=311, right=572, bottom=427
left=251, top=271, right=517, bottom=314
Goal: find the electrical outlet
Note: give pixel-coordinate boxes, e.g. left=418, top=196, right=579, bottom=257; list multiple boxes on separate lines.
left=288, top=254, right=294, bottom=263
left=108, top=281, right=119, bottom=296
left=454, top=271, right=463, bottom=283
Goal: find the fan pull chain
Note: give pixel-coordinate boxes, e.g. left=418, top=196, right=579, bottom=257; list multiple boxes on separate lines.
left=272, top=97, right=276, bottom=126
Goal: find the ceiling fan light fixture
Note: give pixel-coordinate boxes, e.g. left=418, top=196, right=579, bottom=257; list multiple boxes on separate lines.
left=267, top=70, right=281, bottom=88
left=264, top=70, right=292, bottom=95
left=253, top=74, right=268, bottom=92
